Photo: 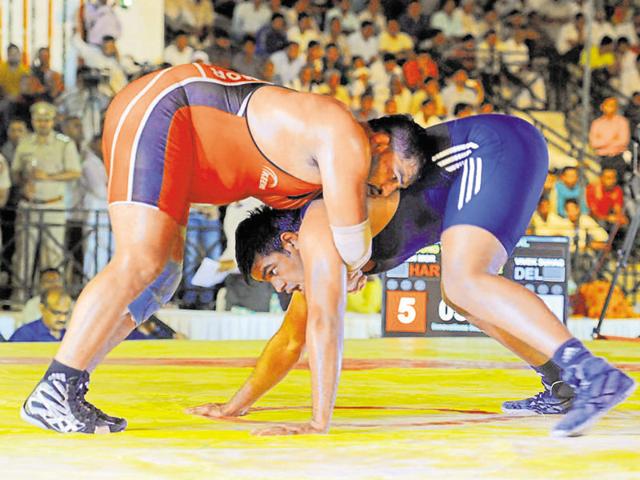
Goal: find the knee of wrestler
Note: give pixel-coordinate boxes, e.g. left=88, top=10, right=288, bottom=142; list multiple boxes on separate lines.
left=440, top=268, right=478, bottom=314
left=113, top=250, right=170, bottom=290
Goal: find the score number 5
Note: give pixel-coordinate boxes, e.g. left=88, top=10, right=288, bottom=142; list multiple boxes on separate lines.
left=397, top=296, right=417, bottom=324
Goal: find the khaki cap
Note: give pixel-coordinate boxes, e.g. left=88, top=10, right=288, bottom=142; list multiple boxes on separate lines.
left=30, top=101, right=57, bottom=119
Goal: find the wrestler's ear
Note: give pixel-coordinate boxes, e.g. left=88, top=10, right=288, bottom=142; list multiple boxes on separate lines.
left=280, top=231, right=299, bottom=251
left=370, top=132, right=391, bottom=153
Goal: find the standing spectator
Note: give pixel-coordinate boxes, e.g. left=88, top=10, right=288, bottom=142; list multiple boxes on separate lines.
left=163, top=31, right=195, bottom=66
left=477, top=29, right=502, bottom=99
left=28, top=47, right=65, bottom=102
left=80, top=135, right=111, bottom=279
left=347, top=21, right=379, bottom=65
left=9, top=286, right=71, bottom=342
left=440, top=69, right=482, bottom=115
left=255, top=13, right=288, bottom=57
left=72, top=32, right=128, bottom=96
left=619, top=44, right=640, bottom=98
left=232, top=35, right=263, bottom=78
left=589, top=97, right=631, bottom=182
left=287, top=12, right=321, bottom=53
left=231, top=0, right=271, bottom=42
left=182, top=204, right=222, bottom=308
left=556, top=13, right=585, bottom=63
left=1, top=118, right=28, bottom=166
left=11, top=102, right=81, bottom=297
left=586, top=167, right=628, bottom=229
left=83, top=0, right=122, bottom=46
left=269, top=41, right=305, bottom=85
left=430, top=0, right=463, bottom=40
left=379, top=19, right=414, bottom=58
left=21, top=267, right=64, bottom=325
left=555, top=166, right=588, bottom=217
left=0, top=44, right=30, bottom=100
left=399, top=1, right=431, bottom=44
left=325, top=0, right=359, bottom=35
left=55, top=67, right=110, bottom=145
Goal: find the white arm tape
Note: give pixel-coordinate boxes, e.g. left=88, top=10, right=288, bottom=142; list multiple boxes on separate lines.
left=330, top=218, right=372, bottom=271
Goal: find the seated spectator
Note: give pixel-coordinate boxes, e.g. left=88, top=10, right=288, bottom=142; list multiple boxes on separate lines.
left=430, top=0, right=463, bottom=40
left=231, top=0, right=272, bottom=42
left=204, top=28, right=234, bottom=69
left=369, top=53, right=401, bottom=98
left=83, top=0, right=122, bottom=46
left=589, top=97, right=631, bottom=182
left=357, top=0, right=386, bottom=35
left=306, top=41, right=324, bottom=82
left=348, top=63, right=371, bottom=105
left=258, top=59, right=282, bottom=84
left=383, top=98, right=398, bottom=115
left=287, top=12, right=321, bottom=53
left=529, top=197, right=571, bottom=236
left=413, top=98, right=442, bottom=128
left=269, top=41, right=305, bottom=85
left=27, top=47, right=64, bottom=102
left=321, top=43, right=348, bottom=84
left=287, top=65, right=315, bottom=92
left=446, top=34, right=477, bottom=74
left=315, top=69, right=351, bottom=107
left=379, top=19, right=414, bottom=58
left=458, top=0, right=480, bottom=38
left=353, top=88, right=379, bottom=122
left=452, top=102, right=474, bottom=119
left=21, top=268, right=64, bottom=325
left=586, top=167, right=628, bottom=228
left=232, top=35, right=263, bottom=78
left=403, top=49, right=439, bottom=91
left=0, top=44, right=30, bottom=101
left=555, top=166, right=588, bottom=217
left=440, top=69, right=482, bottom=115
left=163, top=30, right=194, bottom=66
left=324, top=0, right=359, bottom=35
left=347, top=21, right=379, bottom=65
left=10, top=286, right=71, bottom=342
left=563, top=199, right=609, bottom=252
left=389, top=74, right=412, bottom=114
left=399, top=1, right=431, bottom=44
left=255, top=13, right=288, bottom=57
left=321, top=17, right=350, bottom=62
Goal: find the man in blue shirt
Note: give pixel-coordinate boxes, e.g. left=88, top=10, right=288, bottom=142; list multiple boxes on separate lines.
left=555, top=166, right=588, bottom=217
left=10, top=287, right=71, bottom=342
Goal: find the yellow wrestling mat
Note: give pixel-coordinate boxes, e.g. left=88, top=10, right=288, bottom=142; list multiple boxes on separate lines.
left=1, top=338, right=639, bottom=480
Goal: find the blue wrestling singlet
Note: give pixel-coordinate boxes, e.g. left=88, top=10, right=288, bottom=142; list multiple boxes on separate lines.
left=369, top=114, right=548, bottom=274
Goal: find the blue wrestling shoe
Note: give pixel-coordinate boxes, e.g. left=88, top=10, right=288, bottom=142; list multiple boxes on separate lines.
left=502, top=380, right=573, bottom=415
left=21, top=371, right=126, bottom=434
left=552, top=357, right=636, bottom=437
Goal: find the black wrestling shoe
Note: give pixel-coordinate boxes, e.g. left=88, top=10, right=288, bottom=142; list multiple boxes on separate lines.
left=21, top=371, right=126, bottom=434
left=78, top=371, right=128, bottom=431
left=502, top=380, right=573, bottom=415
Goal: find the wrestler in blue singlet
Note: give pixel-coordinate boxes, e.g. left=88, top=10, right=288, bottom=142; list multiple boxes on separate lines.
left=368, top=114, right=548, bottom=273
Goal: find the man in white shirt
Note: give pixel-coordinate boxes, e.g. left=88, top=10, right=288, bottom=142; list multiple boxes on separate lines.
left=287, top=12, right=321, bottom=53
left=231, top=0, right=272, bottom=42
left=83, top=0, right=122, bottom=46
left=72, top=32, right=128, bottom=96
left=269, top=41, right=306, bottom=85
left=325, top=0, right=359, bottom=34
left=440, top=69, right=482, bottom=114
left=163, top=31, right=194, bottom=66
left=347, top=21, right=379, bottom=64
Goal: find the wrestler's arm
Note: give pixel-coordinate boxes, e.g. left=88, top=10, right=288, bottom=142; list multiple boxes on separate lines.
left=186, top=292, right=308, bottom=418
left=313, top=100, right=372, bottom=270
left=256, top=201, right=346, bottom=436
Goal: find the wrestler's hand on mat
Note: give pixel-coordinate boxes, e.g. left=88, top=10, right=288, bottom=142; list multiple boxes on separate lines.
left=252, top=421, right=328, bottom=436
left=185, top=402, right=248, bottom=418
left=346, top=269, right=366, bottom=293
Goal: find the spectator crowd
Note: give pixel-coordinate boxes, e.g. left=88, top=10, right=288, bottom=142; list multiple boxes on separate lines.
left=0, top=0, right=638, bottom=328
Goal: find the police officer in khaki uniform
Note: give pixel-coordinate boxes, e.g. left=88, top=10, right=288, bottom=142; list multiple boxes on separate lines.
left=11, top=101, right=81, bottom=299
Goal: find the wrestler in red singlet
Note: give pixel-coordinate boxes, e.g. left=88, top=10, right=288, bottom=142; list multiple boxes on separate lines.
left=103, top=63, right=322, bottom=225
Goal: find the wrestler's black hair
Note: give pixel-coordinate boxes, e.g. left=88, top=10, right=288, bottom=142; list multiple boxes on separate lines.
left=367, top=114, right=430, bottom=183
left=235, top=206, right=302, bottom=283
